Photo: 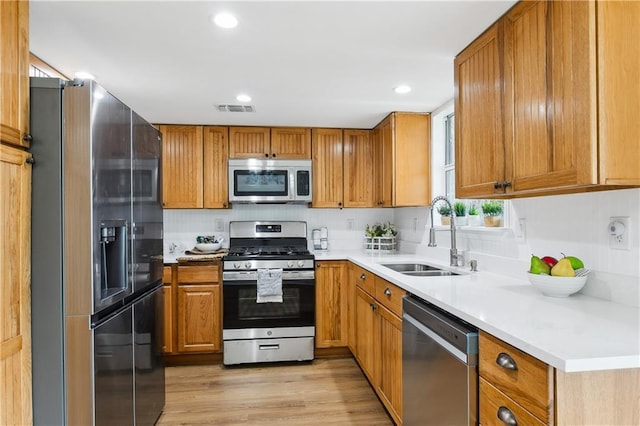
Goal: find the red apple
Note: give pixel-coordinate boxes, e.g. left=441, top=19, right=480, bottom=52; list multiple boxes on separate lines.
left=541, top=256, right=558, bottom=268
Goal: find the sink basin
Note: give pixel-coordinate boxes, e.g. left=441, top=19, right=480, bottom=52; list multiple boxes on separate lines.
left=380, top=263, right=459, bottom=277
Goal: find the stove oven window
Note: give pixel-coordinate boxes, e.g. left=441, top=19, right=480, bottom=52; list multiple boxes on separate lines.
left=238, top=288, right=300, bottom=319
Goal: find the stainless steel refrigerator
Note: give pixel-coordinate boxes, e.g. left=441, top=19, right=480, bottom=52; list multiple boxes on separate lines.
left=30, top=78, right=165, bottom=425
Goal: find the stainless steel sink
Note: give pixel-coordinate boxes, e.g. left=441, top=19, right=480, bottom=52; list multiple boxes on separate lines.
left=380, top=263, right=459, bottom=277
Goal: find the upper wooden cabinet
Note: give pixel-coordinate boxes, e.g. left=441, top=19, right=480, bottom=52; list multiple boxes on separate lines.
left=373, top=112, right=431, bottom=207
left=0, top=0, right=29, bottom=148
left=455, top=0, right=640, bottom=198
left=311, top=128, right=374, bottom=208
left=160, top=125, right=229, bottom=209
left=229, top=126, right=311, bottom=159
left=270, top=127, right=311, bottom=159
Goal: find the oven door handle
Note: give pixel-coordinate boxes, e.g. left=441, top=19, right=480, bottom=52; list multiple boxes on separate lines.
left=222, top=279, right=315, bottom=286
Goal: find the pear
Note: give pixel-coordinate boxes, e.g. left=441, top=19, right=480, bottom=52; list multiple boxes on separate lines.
left=530, top=255, right=551, bottom=275
left=561, top=253, right=585, bottom=270
left=551, top=258, right=575, bottom=277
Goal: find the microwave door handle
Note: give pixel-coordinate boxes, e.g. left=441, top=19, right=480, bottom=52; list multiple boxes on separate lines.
left=289, top=169, right=295, bottom=200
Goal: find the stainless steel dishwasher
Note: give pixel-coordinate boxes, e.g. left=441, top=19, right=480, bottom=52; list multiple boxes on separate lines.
left=402, top=294, right=478, bottom=426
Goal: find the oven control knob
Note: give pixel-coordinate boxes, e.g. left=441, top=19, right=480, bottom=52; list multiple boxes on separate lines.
left=245, top=262, right=252, bottom=269
left=287, top=260, right=294, bottom=268
left=297, top=260, right=305, bottom=268
left=234, top=262, right=241, bottom=269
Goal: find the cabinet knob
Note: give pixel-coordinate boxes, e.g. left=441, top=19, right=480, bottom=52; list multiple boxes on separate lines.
left=360, top=274, right=366, bottom=280
left=370, top=303, right=377, bottom=311
left=497, top=406, right=518, bottom=425
left=271, top=153, right=276, bottom=158
left=22, top=134, right=33, bottom=143
left=25, top=156, right=35, bottom=165
left=496, top=352, right=518, bottom=371
left=384, top=288, right=391, bottom=296
left=502, top=181, right=512, bottom=188
left=493, top=181, right=502, bottom=189
left=265, top=153, right=269, bottom=158
left=316, top=264, right=321, bottom=268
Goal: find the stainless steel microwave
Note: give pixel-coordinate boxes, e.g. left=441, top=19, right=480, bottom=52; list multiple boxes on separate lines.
left=228, top=158, right=312, bottom=204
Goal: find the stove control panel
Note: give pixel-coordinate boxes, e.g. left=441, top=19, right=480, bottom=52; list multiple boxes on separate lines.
left=224, top=258, right=315, bottom=271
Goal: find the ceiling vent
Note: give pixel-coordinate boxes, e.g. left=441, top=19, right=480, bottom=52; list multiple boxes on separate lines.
left=217, top=104, right=255, bottom=113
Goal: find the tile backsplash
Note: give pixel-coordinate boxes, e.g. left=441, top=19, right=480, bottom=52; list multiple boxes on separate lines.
left=164, top=188, right=640, bottom=306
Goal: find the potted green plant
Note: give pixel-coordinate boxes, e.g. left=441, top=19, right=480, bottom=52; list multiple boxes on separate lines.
left=453, top=201, right=468, bottom=226
left=481, top=200, right=503, bottom=227
left=365, top=222, right=397, bottom=251
left=468, top=203, right=482, bottom=226
left=437, top=204, right=452, bottom=225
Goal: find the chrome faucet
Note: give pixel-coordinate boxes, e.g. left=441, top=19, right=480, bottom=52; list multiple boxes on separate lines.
left=428, top=196, right=464, bottom=267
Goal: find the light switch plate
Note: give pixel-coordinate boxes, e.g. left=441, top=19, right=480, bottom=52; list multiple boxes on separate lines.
left=215, top=218, right=224, bottom=232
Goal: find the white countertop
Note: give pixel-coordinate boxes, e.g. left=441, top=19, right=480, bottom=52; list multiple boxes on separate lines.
left=315, top=250, right=640, bottom=373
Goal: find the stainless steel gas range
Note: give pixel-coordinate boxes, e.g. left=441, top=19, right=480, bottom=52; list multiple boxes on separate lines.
left=222, top=221, right=315, bottom=365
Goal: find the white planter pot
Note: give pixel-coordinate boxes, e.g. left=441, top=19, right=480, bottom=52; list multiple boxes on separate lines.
left=468, top=215, right=482, bottom=227
left=455, top=215, right=468, bottom=226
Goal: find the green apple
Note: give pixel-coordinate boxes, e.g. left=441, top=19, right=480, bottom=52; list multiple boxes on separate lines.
left=561, top=253, right=584, bottom=269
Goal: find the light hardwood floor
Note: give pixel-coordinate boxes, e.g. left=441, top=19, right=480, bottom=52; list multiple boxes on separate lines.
left=157, top=357, right=393, bottom=425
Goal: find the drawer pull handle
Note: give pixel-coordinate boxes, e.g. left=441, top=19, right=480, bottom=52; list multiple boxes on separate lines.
left=384, top=288, right=392, bottom=296
left=496, top=352, right=518, bottom=371
left=497, top=406, right=518, bottom=425
left=360, top=274, right=366, bottom=280
left=259, top=344, right=280, bottom=351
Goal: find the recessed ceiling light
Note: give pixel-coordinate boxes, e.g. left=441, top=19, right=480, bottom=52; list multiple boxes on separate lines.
left=75, top=71, right=95, bottom=80
left=236, top=94, right=251, bottom=103
left=394, top=85, right=411, bottom=94
left=212, top=12, right=238, bottom=29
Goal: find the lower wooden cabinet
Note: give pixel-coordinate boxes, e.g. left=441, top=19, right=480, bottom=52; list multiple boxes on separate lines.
left=162, top=263, right=222, bottom=354
left=353, top=272, right=405, bottom=425
left=315, top=260, right=348, bottom=348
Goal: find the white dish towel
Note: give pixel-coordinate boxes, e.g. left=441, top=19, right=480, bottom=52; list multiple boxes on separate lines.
left=256, top=268, right=283, bottom=303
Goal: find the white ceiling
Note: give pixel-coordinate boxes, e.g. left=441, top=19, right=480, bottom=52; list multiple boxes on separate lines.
left=29, top=0, right=516, bottom=129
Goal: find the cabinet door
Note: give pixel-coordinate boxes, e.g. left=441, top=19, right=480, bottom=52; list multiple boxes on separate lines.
left=228, top=127, right=271, bottom=159
left=162, top=285, right=173, bottom=353
left=160, top=125, right=203, bottom=208
left=311, top=128, right=343, bottom=208
left=203, top=126, right=229, bottom=208
left=0, top=144, right=32, bottom=425
left=177, top=284, right=220, bottom=353
left=315, top=261, right=348, bottom=348
left=455, top=24, right=505, bottom=198
left=270, top=127, right=311, bottom=159
left=376, top=303, right=403, bottom=425
left=394, top=113, right=431, bottom=206
left=343, top=129, right=374, bottom=207
left=354, top=287, right=377, bottom=383
left=597, top=1, right=640, bottom=185
left=374, top=117, right=393, bottom=207
left=0, top=0, right=29, bottom=148
left=504, top=1, right=597, bottom=193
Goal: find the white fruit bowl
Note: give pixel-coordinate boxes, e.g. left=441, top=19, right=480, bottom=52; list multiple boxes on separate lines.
left=527, top=270, right=589, bottom=297
left=195, top=242, right=221, bottom=252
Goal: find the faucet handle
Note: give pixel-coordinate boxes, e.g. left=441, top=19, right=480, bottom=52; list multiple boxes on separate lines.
left=470, top=259, right=478, bottom=272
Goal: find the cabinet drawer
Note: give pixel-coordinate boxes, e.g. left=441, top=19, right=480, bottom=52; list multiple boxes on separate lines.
left=480, top=378, right=546, bottom=426
left=479, top=331, right=552, bottom=422
left=352, top=264, right=374, bottom=295
left=374, top=277, right=405, bottom=317
left=177, top=264, right=219, bottom=283
left=163, top=266, right=173, bottom=284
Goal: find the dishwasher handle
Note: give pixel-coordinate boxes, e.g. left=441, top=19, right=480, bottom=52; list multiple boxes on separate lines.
left=403, top=313, right=471, bottom=364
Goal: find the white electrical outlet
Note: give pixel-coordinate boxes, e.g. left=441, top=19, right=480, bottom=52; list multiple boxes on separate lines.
left=215, top=218, right=224, bottom=232
left=347, top=219, right=354, bottom=230
left=412, top=217, right=418, bottom=232
left=609, top=216, right=630, bottom=250
left=516, top=218, right=526, bottom=241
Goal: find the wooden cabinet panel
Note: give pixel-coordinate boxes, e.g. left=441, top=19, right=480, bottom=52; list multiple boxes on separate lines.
left=177, top=284, right=221, bottom=353
left=0, top=144, right=32, bottom=425
left=597, top=1, right=640, bottom=185
left=376, top=303, right=402, bottom=424
left=372, top=112, right=431, bottom=207
left=203, top=126, right=229, bottom=208
left=270, top=127, right=311, bottom=159
left=343, top=129, right=374, bottom=207
left=354, top=287, right=377, bottom=382
left=311, top=128, right=343, bottom=208
left=454, top=24, right=505, bottom=198
left=162, top=285, right=174, bottom=354
left=0, top=0, right=29, bottom=148
left=160, top=125, right=204, bottom=208
left=315, top=261, right=348, bottom=348
left=480, top=378, right=546, bottom=426
left=228, top=127, right=270, bottom=159
left=178, top=264, right=219, bottom=283
left=504, top=0, right=597, bottom=193
left=479, top=331, right=553, bottom=423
